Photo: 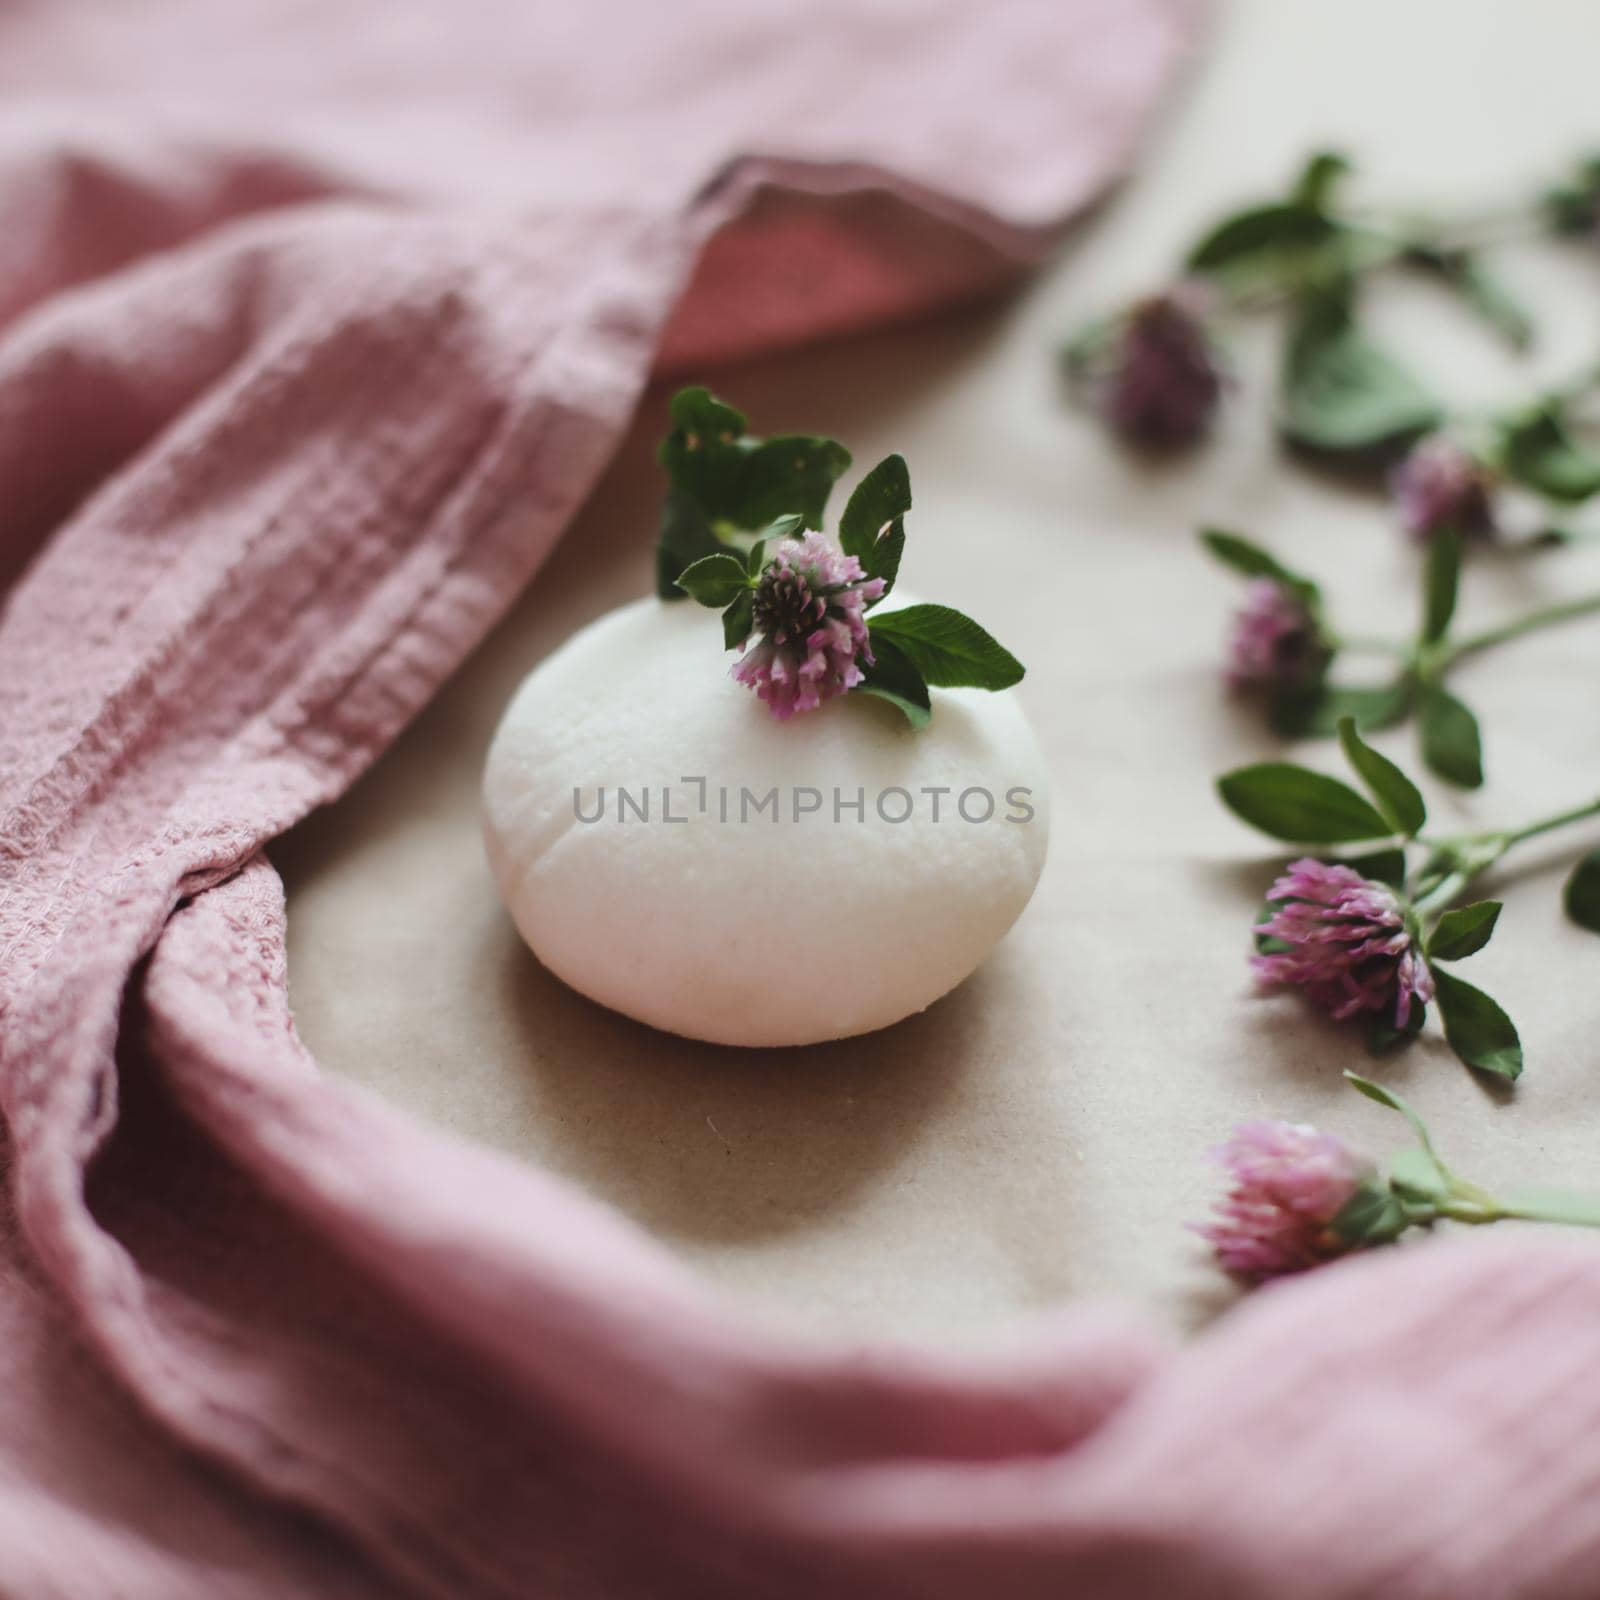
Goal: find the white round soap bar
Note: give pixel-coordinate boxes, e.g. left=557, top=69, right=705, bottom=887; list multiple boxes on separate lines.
left=482, top=596, right=1049, bottom=1047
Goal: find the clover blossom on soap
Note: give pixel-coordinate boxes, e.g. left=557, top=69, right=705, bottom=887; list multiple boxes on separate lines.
left=1227, top=578, right=1329, bottom=694
left=731, top=532, right=884, bottom=720
left=1253, top=859, right=1435, bottom=1029
left=1196, top=1119, right=1370, bottom=1279
left=1096, top=282, right=1225, bottom=449
left=1390, top=434, right=1497, bottom=542
left=664, top=397, right=1025, bottom=730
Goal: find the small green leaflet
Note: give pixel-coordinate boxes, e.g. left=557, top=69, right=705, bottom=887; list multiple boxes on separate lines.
left=1291, top=149, right=1351, bottom=210
left=866, top=605, right=1024, bottom=692
left=1449, top=256, right=1534, bottom=351
left=839, top=455, right=910, bottom=599
left=1417, top=683, right=1483, bottom=789
left=1496, top=402, right=1600, bottom=504
left=1330, top=1179, right=1411, bottom=1246
left=1344, top=1073, right=1447, bottom=1168
left=1199, top=527, right=1320, bottom=605
left=674, top=552, right=749, bottom=608
left=654, top=386, right=851, bottom=597
left=665, top=386, right=746, bottom=456
left=1187, top=151, right=1351, bottom=285
left=1216, top=762, right=1393, bottom=844
left=721, top=591, right=753, bottom=650
left=854, top=636, right=931, bottom=729
left=1271, top=679, right=1412, bottom=739
left=1431, top=967, right=1524, bottom=1080
left=1421, top=528, right=1460, bottom=645
left=1280, top=288, right=1442, bottom=454
left=1404, top=245, right=1534, bottom=351
left=656, top=489, right=730, bottom=601
left=1564, top=848, right=1600, bottom=934
left=1187, top=202, right=1339, bottom=278
left=1426, top=900, right=1502, bottom=962
left=1337, top=715, right=1426, bottom=838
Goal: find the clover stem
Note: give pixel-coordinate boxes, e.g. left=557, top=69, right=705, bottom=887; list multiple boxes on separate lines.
left=1421, top=1191, right=1600, bottom=1231
left=1442, top=591, right=1600, bottom=665
left=1331, top=632, right=1410, bottom=657
left=1496, top=1191, right=1600, bottom=1228
left=1407, top=798, right=1600, bottom=915
left=1411, top=868, right=1477, bottom=919
left=1434, top=1197, right=1504, bottom=1226
left=1504, top=796, right=1600, bottom=848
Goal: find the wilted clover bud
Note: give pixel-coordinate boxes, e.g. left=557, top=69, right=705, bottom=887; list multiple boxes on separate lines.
left=1067, top=281, right=1226, bottom=450
left=1226, top=579, right=1331, bottom=697
left=1390, top=435, right=1497, bottom=543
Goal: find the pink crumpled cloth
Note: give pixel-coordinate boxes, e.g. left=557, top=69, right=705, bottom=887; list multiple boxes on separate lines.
left=4, top=3, right=1600, bottom=1597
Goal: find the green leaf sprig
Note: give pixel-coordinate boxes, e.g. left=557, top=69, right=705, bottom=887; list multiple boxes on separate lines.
left=1181, top=146, right=1546, bottom=365
left=1333, top=1072, right=1600, bottom=1246
left=655, top=388, right=851, bottom=598
left=1067, top=149, right=1600, bottom=536
left=660, top=389, right=1023, bottom=728
left=1203, top=526, right=1600, bottom=786
left=1219, top=715, right=1600, bottom=1076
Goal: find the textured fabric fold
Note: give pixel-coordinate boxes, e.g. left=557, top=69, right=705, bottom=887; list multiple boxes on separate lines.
left=0, top=3, right=1223, bottom=1595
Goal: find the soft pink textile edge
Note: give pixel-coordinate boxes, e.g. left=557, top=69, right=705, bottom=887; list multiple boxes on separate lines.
left=0, top=5, right=1225, bottom=1594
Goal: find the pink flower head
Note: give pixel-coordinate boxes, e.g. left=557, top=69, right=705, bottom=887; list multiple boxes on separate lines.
left=732, top=530, right=885, bottom=720
left=1390, top=435, right=1496, bottom=542
left=1252, top=858, right=1435, bottom=1029
left=1101, top=281, right=1224, bottom=449
left=1227, top=579, right=1327, bottom=693
left=1196, top=1120, right=1371, bottom=1279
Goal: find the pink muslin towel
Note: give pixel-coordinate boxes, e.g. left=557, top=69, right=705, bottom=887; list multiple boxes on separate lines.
left=6, top=4, right=1600, bottom=1599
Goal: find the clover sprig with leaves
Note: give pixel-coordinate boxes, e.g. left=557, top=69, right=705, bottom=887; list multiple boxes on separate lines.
left=1066, top=149, right=1600, bottom=540
left=1219, top=715, right=1600, bottom=1079
left=1200, top=1071, right=1600, bottom=1281
left=656, top=388, right=1022, bottom=726
left=1204, top=525, right=1600, bottom=783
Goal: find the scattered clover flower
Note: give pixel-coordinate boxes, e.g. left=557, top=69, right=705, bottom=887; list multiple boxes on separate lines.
left=662, top=391, right=1024, bottom=729
left=1090, top=282, right=1225, bottom=449
left=1202, top=522, right=1600, bottom=779
left=1390, top=434, right=1496, bottom=542
left=1253, top=859, right=1435, bottom=1029
left=1196, top=1119, right=1369, bottom=1279
left=1227, top=579, right=1329, bottom=694
left=1215, top=716, right=1582, bottom=1079
left=1198, top=1076, right=1600, bottom=1287
left=730, top=531, right=883, bottom=720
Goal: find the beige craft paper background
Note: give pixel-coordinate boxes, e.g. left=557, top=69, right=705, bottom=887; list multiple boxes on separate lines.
left=278, top=0, right=1600, bottom=1344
